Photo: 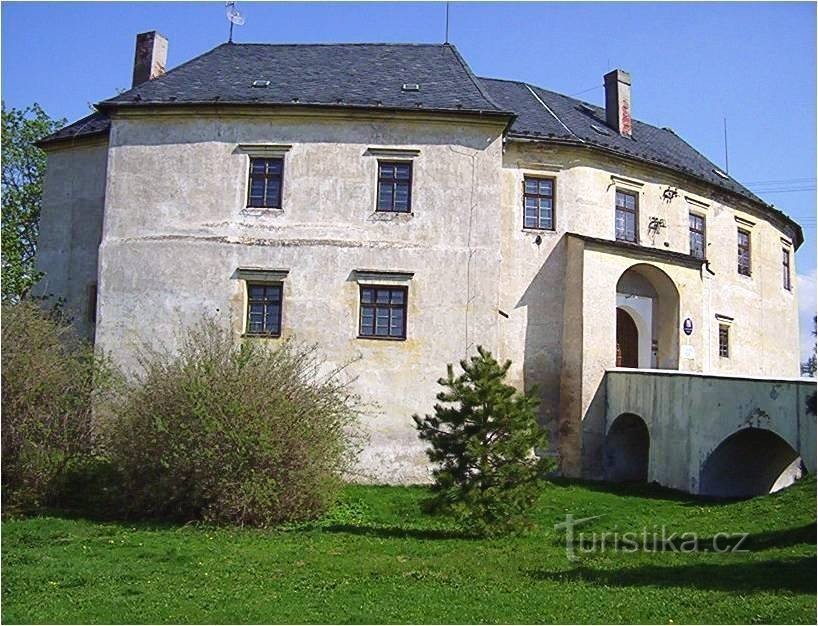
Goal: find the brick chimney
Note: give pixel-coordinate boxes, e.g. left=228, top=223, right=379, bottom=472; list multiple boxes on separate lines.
left=604, top=69, right=632, bottom=137
left=132, top=31, right=168, bottom=88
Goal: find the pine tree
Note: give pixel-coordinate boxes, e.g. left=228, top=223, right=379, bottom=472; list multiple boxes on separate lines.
left=413, top=346, right=552, bottom=536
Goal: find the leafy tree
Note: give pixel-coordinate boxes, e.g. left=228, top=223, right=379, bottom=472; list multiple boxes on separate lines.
left=413, top=346, right=552, bottom=536
left=1, top=103, right=64, bottom=302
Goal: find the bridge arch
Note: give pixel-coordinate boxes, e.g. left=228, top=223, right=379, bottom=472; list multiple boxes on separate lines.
left=603, top=412, right=650, bottom=483
left=615, top=263, right=679, bottom=369
left=699, top=427, right=804, bottom=498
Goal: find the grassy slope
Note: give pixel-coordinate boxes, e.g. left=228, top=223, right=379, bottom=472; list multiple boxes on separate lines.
left=2, top=477, right=815, bottom=624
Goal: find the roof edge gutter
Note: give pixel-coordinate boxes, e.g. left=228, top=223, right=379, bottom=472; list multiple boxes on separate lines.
left=36, top=127, right=109, bottom=150
left=95, top=99, right=516, bottom=120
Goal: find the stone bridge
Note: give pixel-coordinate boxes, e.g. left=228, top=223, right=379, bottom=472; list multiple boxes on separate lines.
left=603, top=369, right=816, bottom=497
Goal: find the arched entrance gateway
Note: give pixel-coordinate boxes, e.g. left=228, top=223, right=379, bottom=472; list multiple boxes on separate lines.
left=615, top=264, right=680, bottom=369
left=699, top=428, right=804, bottom=498
left=603, top=413, right=649, bottom=482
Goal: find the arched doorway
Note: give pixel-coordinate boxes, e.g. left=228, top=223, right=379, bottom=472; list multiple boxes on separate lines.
left=603, top=413, right=649, bottom=482
left=616, top=264, right=680, bottom=369
left=616, top=308, right=639, bottom=368
left=699, top=428, right=803, bottom=498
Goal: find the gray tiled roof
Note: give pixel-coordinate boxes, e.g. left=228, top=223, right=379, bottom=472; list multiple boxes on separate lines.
left=99, top=43, right=508, bottom=114
left=479, top=77, right=764, bottom=204
left=480, top=77, right=801, bottom=245
left=38, top=42, right=801, bottom=244
left=37, top=111, right=110, bottom=145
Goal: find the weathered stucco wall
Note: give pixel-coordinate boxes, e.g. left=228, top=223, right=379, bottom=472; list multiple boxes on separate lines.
left=606, top=369, right=816, bottom=494
left=34, top=110, right=803, bottom=486
left=501, top=142, right=800, bottom=376
left=35, top=139, right=109, bottom=339
left=559, top=241, right=703, bottom=477
left=96, top=110, right=507, bottom=483
left=499, top=141, right=801, bottom=478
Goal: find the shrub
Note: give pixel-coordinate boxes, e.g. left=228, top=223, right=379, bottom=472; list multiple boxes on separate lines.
left=413, top=346, right=552, bottom=536
left=1, top=302, right=112, bottom=513
left=106, top=319, right=362, bottom=526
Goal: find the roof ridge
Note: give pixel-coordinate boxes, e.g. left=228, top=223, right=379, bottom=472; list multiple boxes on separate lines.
left=482, top=76, right=606, bottom=115
left=445, top=44, right=504, bottom=112
left=477, top=76, right=526, bottom=86
left=527, top=82, right=602, bottom=113
left=522, top=82, right=583, bottom=143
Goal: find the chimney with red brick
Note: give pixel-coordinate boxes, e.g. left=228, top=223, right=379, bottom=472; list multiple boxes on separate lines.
left=604, top=69, right=632, bottom=137
left=132, top=31, right=168, bottom=88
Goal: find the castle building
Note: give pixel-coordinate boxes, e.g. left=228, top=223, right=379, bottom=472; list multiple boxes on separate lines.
left=36, top=32, right=814, bottom=495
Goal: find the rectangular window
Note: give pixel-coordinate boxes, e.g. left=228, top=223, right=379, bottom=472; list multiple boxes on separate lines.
left=359, top=285, right=407, bottom=339
left=737, top=228, right=752, bottom=276
left=615, top=189, right=638, bottom=242
left=718, top=324, right=730, bottom=358
left=247, top=157, right=284, bottom=208
left=523, top=176, right=555, bottom=230
left=689, top=212, right=706, bottom=259
left=246, top=283, right=283, bottom=336
left=377, top=161, right=412, bottom=212
left=782, top=248, right=792, bottom=290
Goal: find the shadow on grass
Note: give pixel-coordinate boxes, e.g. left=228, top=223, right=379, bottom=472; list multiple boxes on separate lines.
left=526, top=555, right=817, bottom=594
left=547, top=475, right=816, bottom=506
left=732, top=523, right=817, bottom=551
left=322, top=523, right=472, bottom=541
left=546, top=477, right=698, bottom=503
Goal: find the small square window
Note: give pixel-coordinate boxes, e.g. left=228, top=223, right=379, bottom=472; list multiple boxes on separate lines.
left=247, top=157, right=283, bottom=209
left=359, top=285, right=407, bottom=339
left=523, top=176, right=555, bottom=230
left=245, top=282, right=283, bottom=336
left=377, top=161, right=412, bottom=212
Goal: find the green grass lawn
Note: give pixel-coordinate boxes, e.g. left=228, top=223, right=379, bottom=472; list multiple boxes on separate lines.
left=2, top=477, right=815, bottom=624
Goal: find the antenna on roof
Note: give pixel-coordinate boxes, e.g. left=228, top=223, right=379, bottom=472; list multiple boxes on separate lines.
left=723, top=117, right=729, bottom=174
left=226, top=1, right=245, bottom=43
left=444, top=2, right=450, bottom=43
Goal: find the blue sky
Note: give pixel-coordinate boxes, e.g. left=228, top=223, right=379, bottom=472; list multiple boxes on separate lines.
left=2, top=1, right=815, bottom=355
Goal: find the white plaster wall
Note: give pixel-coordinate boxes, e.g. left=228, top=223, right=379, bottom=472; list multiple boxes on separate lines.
left=96, top=111, right=506, bottom=483
left=556, top=240, right=704, bottom=477
left=500, top=141, right=801, bottom=385
left=35, top=115, right=803, bottom=484
left=35, top=139, right=108, bottom=339
left=486, top=139, right=799, bottom=478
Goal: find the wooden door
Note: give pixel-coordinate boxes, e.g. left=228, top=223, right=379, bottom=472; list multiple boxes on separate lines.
left=616, top=308, right=639, bottom=368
